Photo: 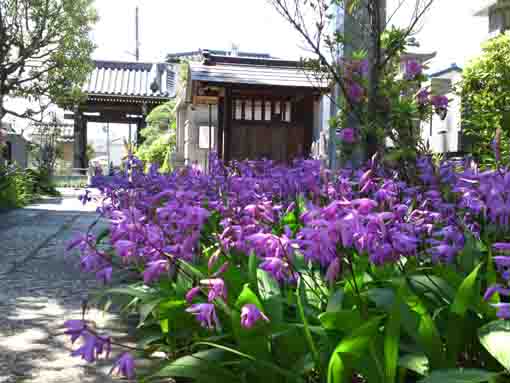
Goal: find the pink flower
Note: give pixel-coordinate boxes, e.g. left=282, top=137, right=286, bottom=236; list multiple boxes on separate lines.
left=240, top=304, right=269, bottom=328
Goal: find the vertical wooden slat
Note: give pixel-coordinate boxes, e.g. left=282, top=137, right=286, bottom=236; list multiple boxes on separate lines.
left=261, top=98, right=265, bottom=121
left=241, top=99, right=245, bottom=120
left=270, top=100, right=274, bottom=121
left=217, top=101, right=224, bottom=159
left=224, top=87, right=232, bottom=162
left=251, top=98, right=255, bottom=121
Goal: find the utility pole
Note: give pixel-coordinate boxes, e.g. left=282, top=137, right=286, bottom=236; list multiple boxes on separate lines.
left=135, top=6, right=140, bottom=62
left=329, top=0, right=386, bottom=167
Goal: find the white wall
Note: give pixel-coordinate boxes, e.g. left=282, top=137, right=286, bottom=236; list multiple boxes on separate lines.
left=421, top=70, right=463, bottom=154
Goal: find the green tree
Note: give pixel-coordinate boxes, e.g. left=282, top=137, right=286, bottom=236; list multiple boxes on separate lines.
left=269, top=0, right=436, bottom=164
left=135, top=101, right=176, bottom=170
left=0, top=0, right=97, bottom=122
left=461, top=34, right=510, bottom=164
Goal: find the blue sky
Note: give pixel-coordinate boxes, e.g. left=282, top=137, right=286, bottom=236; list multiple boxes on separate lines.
left=91, top=0, right=488, bottom=72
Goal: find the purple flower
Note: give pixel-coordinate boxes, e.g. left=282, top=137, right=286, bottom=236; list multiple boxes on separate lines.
left=111, top=352, right=135, bottom=379
left=405, top=60, right=422, bottom=79
left=347, top=81, right=364, bottom=103
left=494, top=256, right=510, bottom=280
left=490, top=303, right=510, bottom=319
left=431, top=95, right=449, bottom=109
left=260, top=257, right=293, bottom=282
left=493, top=243, right=510, bottom=253
left=186, top=303, right=221, bottom=330
left=417, top=89, right=429, bottom=105
left=338, top=128, right=357, bottom=144
left=114, top=240, right=137, bottom=259
left=70, top=333, right=111, bottom=363
left=240, top=304, right=270, bottom=328
left=143, top=259, right=170, bottom=285
left=185, top=286, right=201, bottom=304
left=64, top=320, right=86, bottom=344
left=96, top=267, right=113, bottom=284
left=200, top=278, right=227, bottom=302
left=326, top=258, right=341, bottom=283
left=352, top=198, right=378, bottom=215
left=483, top=284, right=510, bottom=301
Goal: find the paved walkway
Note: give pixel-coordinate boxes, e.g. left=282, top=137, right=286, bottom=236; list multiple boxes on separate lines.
left=0, top=195, right=128, bottom=383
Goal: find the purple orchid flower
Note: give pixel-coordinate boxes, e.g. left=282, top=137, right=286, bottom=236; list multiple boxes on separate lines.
left=200, top=278, right=228, bottom=302
left=111, top=352, right=136, bottom=379
left=240, top=304, right=270, bottom=328
left=186, top=303, right=221, bottom=331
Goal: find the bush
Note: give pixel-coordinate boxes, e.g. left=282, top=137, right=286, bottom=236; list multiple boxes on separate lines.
left=65, top=154, right=510, bottom=383
left=0, top=165, right=36, bottom=208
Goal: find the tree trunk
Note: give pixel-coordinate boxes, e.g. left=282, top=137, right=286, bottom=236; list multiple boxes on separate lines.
left=366, top=0, right=386, bottom=159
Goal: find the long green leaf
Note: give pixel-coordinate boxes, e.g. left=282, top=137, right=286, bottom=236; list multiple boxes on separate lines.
left=150, top=349, right=240, bottom=382
left=297, top=278, right=321, bottom=372
left=328, top=316, right=384, bottom=383
left=196, top=341, right=305, bottom=382
left=479, top=320, right=510, bottom=372
left=405, top=294, right=445, bottom=369
left=418, top=369, right=499, bottom=383
left=446, top=263, right=483, bottom=366
left=384, top=283, right=404, bottom=383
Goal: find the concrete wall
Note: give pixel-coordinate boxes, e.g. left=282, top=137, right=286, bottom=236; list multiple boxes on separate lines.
left=175, top=102, right=218, bottom=170
left=1, top=133, right=28, bottom=168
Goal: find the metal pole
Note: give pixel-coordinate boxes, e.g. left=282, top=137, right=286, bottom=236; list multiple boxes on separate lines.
left=128, top=122, right=132, bottom=151
left=135, top=7, right=140, bottom=62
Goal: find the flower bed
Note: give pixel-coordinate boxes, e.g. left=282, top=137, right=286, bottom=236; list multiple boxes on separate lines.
left=65, top=155, right=510, bottom=382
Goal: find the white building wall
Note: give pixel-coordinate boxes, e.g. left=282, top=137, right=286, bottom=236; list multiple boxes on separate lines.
left=421, top=70, right=463, bottom=154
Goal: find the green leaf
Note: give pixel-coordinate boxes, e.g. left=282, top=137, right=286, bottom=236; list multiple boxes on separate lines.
left=327, top=316, right=384, bottom=383
left=257, top=269, right=283, bottom=325
left=418, top=369, right=499, bottom=383
left=446, top=263, right=483, bottom=366
left=139, top=298, right=163, bottom=326
left=105, top=285, right=155, bottom=301
left=235, top=284, right=263, bottom=310
left=405, top=294, right=445, bottom=369
left=297, top=279, right=321, bottom=372
left=196, top=341, right=305, bottom=382
left=319, top=310, right=362, bottom=332
left=150, top=348, right=240, bottom=382
left=248, top=252, right=259, bottom=295
left=479, top=320, right=510, bottom=371
left=326, top=289, right=344, bottom=312
left=398, top=353, right=429, bottom=376
left=451, top=263, right=483, bottom=316
left=384, top=283, right=404, bottom=383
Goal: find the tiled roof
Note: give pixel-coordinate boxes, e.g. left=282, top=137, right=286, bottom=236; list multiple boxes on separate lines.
left=82, top=60, right=176, bottom=99
left=167, top=49, right=273, bottom=62
left=189, top=56, right=329, bottom=89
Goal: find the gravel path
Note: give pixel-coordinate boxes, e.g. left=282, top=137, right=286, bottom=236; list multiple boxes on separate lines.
left=0, top=195, right=129, bottom=383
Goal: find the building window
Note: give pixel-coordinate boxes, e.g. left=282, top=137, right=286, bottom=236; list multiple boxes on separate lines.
left=233, top=98, right=292, bottom=122
left=199, top=125, right=215, bottom=149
